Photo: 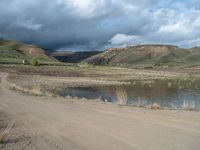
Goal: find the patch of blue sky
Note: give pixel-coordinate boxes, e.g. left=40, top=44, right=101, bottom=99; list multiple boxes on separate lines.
left=101, top=19, right=121, bottom=28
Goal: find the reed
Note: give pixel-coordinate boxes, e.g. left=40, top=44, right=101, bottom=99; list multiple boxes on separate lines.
left=116, top=86, right=128, bottom=105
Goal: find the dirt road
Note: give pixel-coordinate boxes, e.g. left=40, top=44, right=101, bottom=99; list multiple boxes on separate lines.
left=0, top=72, right=200, bottom=150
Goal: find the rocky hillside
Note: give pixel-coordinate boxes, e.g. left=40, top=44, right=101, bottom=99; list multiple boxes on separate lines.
left=84, top=45, right=200, bottom=68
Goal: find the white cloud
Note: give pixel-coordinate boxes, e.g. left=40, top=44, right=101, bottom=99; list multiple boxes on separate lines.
left=16, top=18, right=42, bottom=30
left=109, top=34, right=146, bottom=47
left=157, top=21, right=191, bottom=36
left=56, top=0, right=148, bottom=18
left=56, top=0, right=107, bottom=18
left=175, top=38, right=200, bottom=48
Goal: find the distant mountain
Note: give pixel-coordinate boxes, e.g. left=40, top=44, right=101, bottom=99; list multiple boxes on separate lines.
left=51, top=51, right=101, bottom=63
left=0, top=39, right=55, bottom=64
left=84, top=45, right=200, bottom=68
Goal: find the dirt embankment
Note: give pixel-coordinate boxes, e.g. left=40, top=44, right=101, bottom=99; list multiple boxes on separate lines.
left=0, top=72, right=200, bottom=150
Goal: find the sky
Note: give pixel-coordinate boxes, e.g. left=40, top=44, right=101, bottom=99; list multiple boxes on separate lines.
left=0, top=0, right=200, bottom=51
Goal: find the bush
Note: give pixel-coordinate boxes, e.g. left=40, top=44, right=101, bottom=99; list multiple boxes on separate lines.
left=31, top=58, right=39, bottom=66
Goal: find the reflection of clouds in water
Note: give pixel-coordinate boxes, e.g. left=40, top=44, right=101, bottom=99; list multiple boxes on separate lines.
left=61, top=79, right=200, bottom=110
left=169, top=103, right=177, bottom=109
left=137, top=98, right=148, bottom=106
left=182, top=99, right=196, bottom=110
left=126, top=96, right=150, bottom=107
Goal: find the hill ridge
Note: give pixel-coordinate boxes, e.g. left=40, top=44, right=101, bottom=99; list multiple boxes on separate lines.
left=84, top=44, right=200, bottom=68
left=0, top=39, right=55, bottom=64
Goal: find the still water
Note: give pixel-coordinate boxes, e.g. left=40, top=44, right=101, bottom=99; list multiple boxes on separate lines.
left=59, top=79, right=200, bottom=110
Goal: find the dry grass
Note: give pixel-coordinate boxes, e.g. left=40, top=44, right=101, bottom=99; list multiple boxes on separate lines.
left=151, top=103, right=161, bottom=109
left=116, top=86, right=128, bottom=105
left=0, top=121, right=15, bottom=143
left=31, top=85, right=42, bottom=95
left=9, top=81, right=44, bottom=96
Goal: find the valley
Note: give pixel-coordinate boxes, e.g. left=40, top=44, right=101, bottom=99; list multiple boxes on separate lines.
left=1, top=39, right=200, bottom=150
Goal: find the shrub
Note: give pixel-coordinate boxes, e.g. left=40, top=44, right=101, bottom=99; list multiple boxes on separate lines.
left=31, top=58, right=39, bottom=66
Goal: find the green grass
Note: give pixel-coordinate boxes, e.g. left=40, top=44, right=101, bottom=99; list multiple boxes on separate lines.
left=0, top=39, right=57, bottom=65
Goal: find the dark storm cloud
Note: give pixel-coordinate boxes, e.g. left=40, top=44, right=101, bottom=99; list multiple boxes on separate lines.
left=0, top=0, right=200, bottom=50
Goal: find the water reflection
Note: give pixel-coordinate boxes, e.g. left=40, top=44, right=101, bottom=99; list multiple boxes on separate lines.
left=60, top=79, right=200, bottom=110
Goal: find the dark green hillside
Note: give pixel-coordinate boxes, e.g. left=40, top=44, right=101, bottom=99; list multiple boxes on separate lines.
left=51, top=51, right=101, bottom=63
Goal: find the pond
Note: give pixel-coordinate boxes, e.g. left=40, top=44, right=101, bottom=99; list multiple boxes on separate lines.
left=58, top=79, right=200, bottom=110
